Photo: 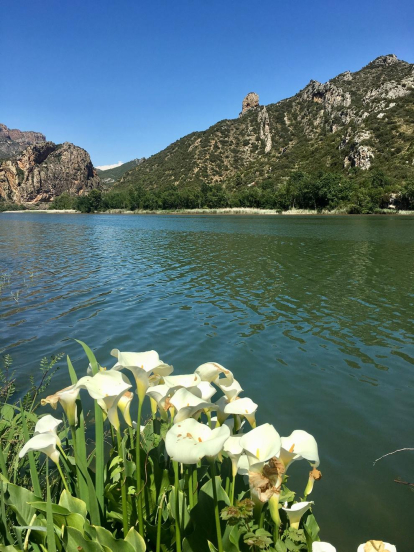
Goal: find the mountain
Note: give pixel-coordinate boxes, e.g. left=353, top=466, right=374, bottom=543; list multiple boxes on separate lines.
left=117, top=54, right=414, bottom=192
left=0, top=141, right=101, bottom=204
left=96, top=158, right=145, bottom=186
left=0, top=123, right=46, bottom=160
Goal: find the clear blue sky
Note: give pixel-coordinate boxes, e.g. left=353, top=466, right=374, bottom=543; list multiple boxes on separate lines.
left=2, top=0, right=413, bottom=166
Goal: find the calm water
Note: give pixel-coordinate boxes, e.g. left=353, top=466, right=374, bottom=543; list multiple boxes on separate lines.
left=1, top=213, right=413, bottom=550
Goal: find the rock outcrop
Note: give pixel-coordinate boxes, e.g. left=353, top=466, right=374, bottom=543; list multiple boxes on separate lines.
left=0, top=123, right=46, bottom=160
left=240, top=92, right=259, bottom=116
left=0, top=142, right=101, bottom=204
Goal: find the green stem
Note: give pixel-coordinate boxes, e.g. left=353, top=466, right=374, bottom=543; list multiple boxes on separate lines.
left=116, top=430, right=129, bottom=537
left=56, top=461, right=70, bottom=493
left=188, top=466, right=194, bottom=509
left=94, top=401, right=105, bottom=517
left=230, top=472, right=236, bottom=505
left=156, top=494, right=164, bottom=552
left=210, top=460, right=223, bottom=552
left=0, top=442, right=8, bottom=479
left=173, top=461, right=182, bottom=552
left=45, top=462, right=56, bottom=552
left=136, top=400, right=144, bottom=537
left=20, top=404, right=41, bottom=497
left=269, top=495, right=281, bottom=542
left=192, top=465, right=198, bottom=506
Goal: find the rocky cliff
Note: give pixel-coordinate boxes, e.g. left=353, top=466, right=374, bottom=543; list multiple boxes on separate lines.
left=0, top=123, right=46, bottom=160
left=0, top=142, right=101, bottom=204
left=117, top=54, right=414, bottom=191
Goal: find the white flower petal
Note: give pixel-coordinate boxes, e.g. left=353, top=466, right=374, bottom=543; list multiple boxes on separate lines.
left=312, top=544, right=336, bottom=552
left=215, top=376, right=243, bottom=400
left=280, top=430, right=320, bottom=469
left=19, top=433, right=60, bottom=464
left=165, top=418, right=230, bottom=464
left=240, top=424, right=281, bottom=466
left=282, top=501, right=313, bottom=528
left=34, top=415, right=62, bottom=436
left=76, top=370, right=131, bottom=400
left=195, top=362, right=233, bottom=383
left=164, top=373, right=201, bottom=389
left=41, top=385, right=80, bottom=426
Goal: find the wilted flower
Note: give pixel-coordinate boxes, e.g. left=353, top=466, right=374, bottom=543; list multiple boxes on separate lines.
left=357, top=542, right=396, bottom=552
left=41, top=385, right=80, bottom=426
left=304, top=467, right=322, bottom=497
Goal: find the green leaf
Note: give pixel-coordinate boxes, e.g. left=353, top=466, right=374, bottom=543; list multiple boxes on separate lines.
left=46, top=467, right=57, bottom=552
left=20, top=406, right=41, bottom=498
left=304, top=513, right=320, bottom=547
left=207, top=542, right=218, bottom=552
left=28, top=502, right=71, bottom=516
left=275, top=541, right=287, bottom=552
left=59, top=490, right=87, bottom=517
left=94, top=525, right=135, bottom=551
left=125, top=527, right=146, bottom=551
left=62, top=526, right=104, bottom=552
left=1, top=475, right=42, bottom=527
left=65, top=513, right=86, bottom=533
left=168, top=487, right=191, bottom=531
left=74, top=340, right=99, bottom=375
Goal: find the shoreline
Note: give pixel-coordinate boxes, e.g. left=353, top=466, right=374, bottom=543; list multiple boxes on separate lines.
left=2, top=207, right=414, bottom=216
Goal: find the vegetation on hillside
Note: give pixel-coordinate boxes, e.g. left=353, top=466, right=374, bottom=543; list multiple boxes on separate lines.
left=48, top=170, right=414, bottom=214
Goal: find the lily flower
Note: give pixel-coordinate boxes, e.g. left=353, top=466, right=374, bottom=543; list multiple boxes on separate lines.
left=34, top=415, right=62, bottom=445
left=223, top=435, right=244, bottom=477
left=110, top=349, right=173, bottom=377
left=117, top=391, right=134, bottom=427
left=189, top=381, right=217, bottom=401
left=282, top=501, right=313, bottom=529
left=312, top=544, right=336, bottom=552
left=224, top=397, right=258, bottom=428
left=279, top=430, right=320, bottom=470
left=240, top=424, right=281, bottom=469
left=195, top=362, right=234, bottom=384
left=163, top=373, right=201, bottom=389
left=19, top=433, right=60, bottom=464
left=41, top=385, right=80, bottom=426
left=146, top=383, right=172, bottom=419
left=165, top=418, right=230, bottom=464
left=110, top=349, right=173, bottom=402
left=215, top=376, right=243, bottom=401
left=170, top=387, right=215, bottom=423
left=357, top=542, right=396, bottom=552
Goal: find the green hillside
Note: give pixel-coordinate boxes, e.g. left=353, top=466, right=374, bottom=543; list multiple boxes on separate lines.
left=96, top=158, right=145, bottom=186
left=116, top=55, right=413, bottom=194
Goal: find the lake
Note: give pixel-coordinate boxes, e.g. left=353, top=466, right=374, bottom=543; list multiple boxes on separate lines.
left=1, top=212, right=413, bottom=550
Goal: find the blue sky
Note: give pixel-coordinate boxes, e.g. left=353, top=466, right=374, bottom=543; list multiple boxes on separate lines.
left=2, top=0, right=413, bottom=166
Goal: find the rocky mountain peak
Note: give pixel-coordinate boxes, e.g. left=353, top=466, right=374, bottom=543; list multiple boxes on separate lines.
left=0, top=123, right=46, bottom=160
left=367, top=54, right=400, bottom=66
left=240, top=92, right=259, bottom=116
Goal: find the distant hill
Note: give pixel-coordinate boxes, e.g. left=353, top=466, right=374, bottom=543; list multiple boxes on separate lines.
left=96, top=158, right=145, bottom=186
left=0, top=123, right=46, bottom=160
left=116, top=54, right=414, bottom=192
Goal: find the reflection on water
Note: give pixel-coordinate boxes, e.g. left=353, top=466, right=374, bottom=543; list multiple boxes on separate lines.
left=1, top=213, right=414, bottom=550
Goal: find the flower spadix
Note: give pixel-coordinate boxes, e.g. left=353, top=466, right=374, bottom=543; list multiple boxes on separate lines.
left=165, top=418, right=230, bottom=464
left=280, top=430, right=320, bottom=470
left=224, top=397, right=258, bottom=428
left=19, top=433, right=60, bottom=464
left=357, top=542, right=396, bottom=552
left=41, top=385, right=80, bottom=426
left=170, top=387, right=215, bottom=423
left=312, top=544, right=336, bottom=552
left=282, top=501, right=313, bottom=529
left=240, top=423, right=281, bottom=468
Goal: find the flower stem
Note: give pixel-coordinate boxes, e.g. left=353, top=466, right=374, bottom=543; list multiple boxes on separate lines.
left=116, top=430, right=129, bottom=537
left=210, top=460, right=223, bottom=552
left=187, top=466, right=194, bottom=509
left=136, top=400, right=144, bottom=536
left=156, top=494, right=164, bottom=552
left=56, top=461, right=70, bottom=493
left=230, top=472, right=236, bottom=505
left=192, top=465, right=198, bottom=506
left=268, top=494, right=281, bottom=542
left=173, top=461, right=182, bottom=552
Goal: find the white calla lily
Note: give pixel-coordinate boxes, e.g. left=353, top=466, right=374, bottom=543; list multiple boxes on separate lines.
left=282, top=501, right=313, bottom=529
left=163, top=373, right=201, bottom=389
left=111, top=349, right=173, bottom=377
left=312, top=544, right=336, bottom=552
left=34, top=415, right=62, bottom=446
left=117, top=391, right=134, bottom=427
left=224, top=397, right=258, bottom=428
left=77, top=370, right=132, bottom=400
left=195, top=362, right=233, bottom=384
left=280, top=430, right=320, bottom=469
left=170, top=387, right=215, bottom=423
left=224, top=435, right=244, bottom=477
left=19, top=433, right=60, bottom=464
left=189, top=381, right=217, bottom=401
left=240, top=423, right=281, bottom=468
left=165, top=418, right=230, bottom=464
left=41, top=385, right=80, bottom=426
left=357, top=542, right=396, bottom=552
left=237, top=453, right=250, bottom=476
left=215, top=376, right=243, bottom=401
